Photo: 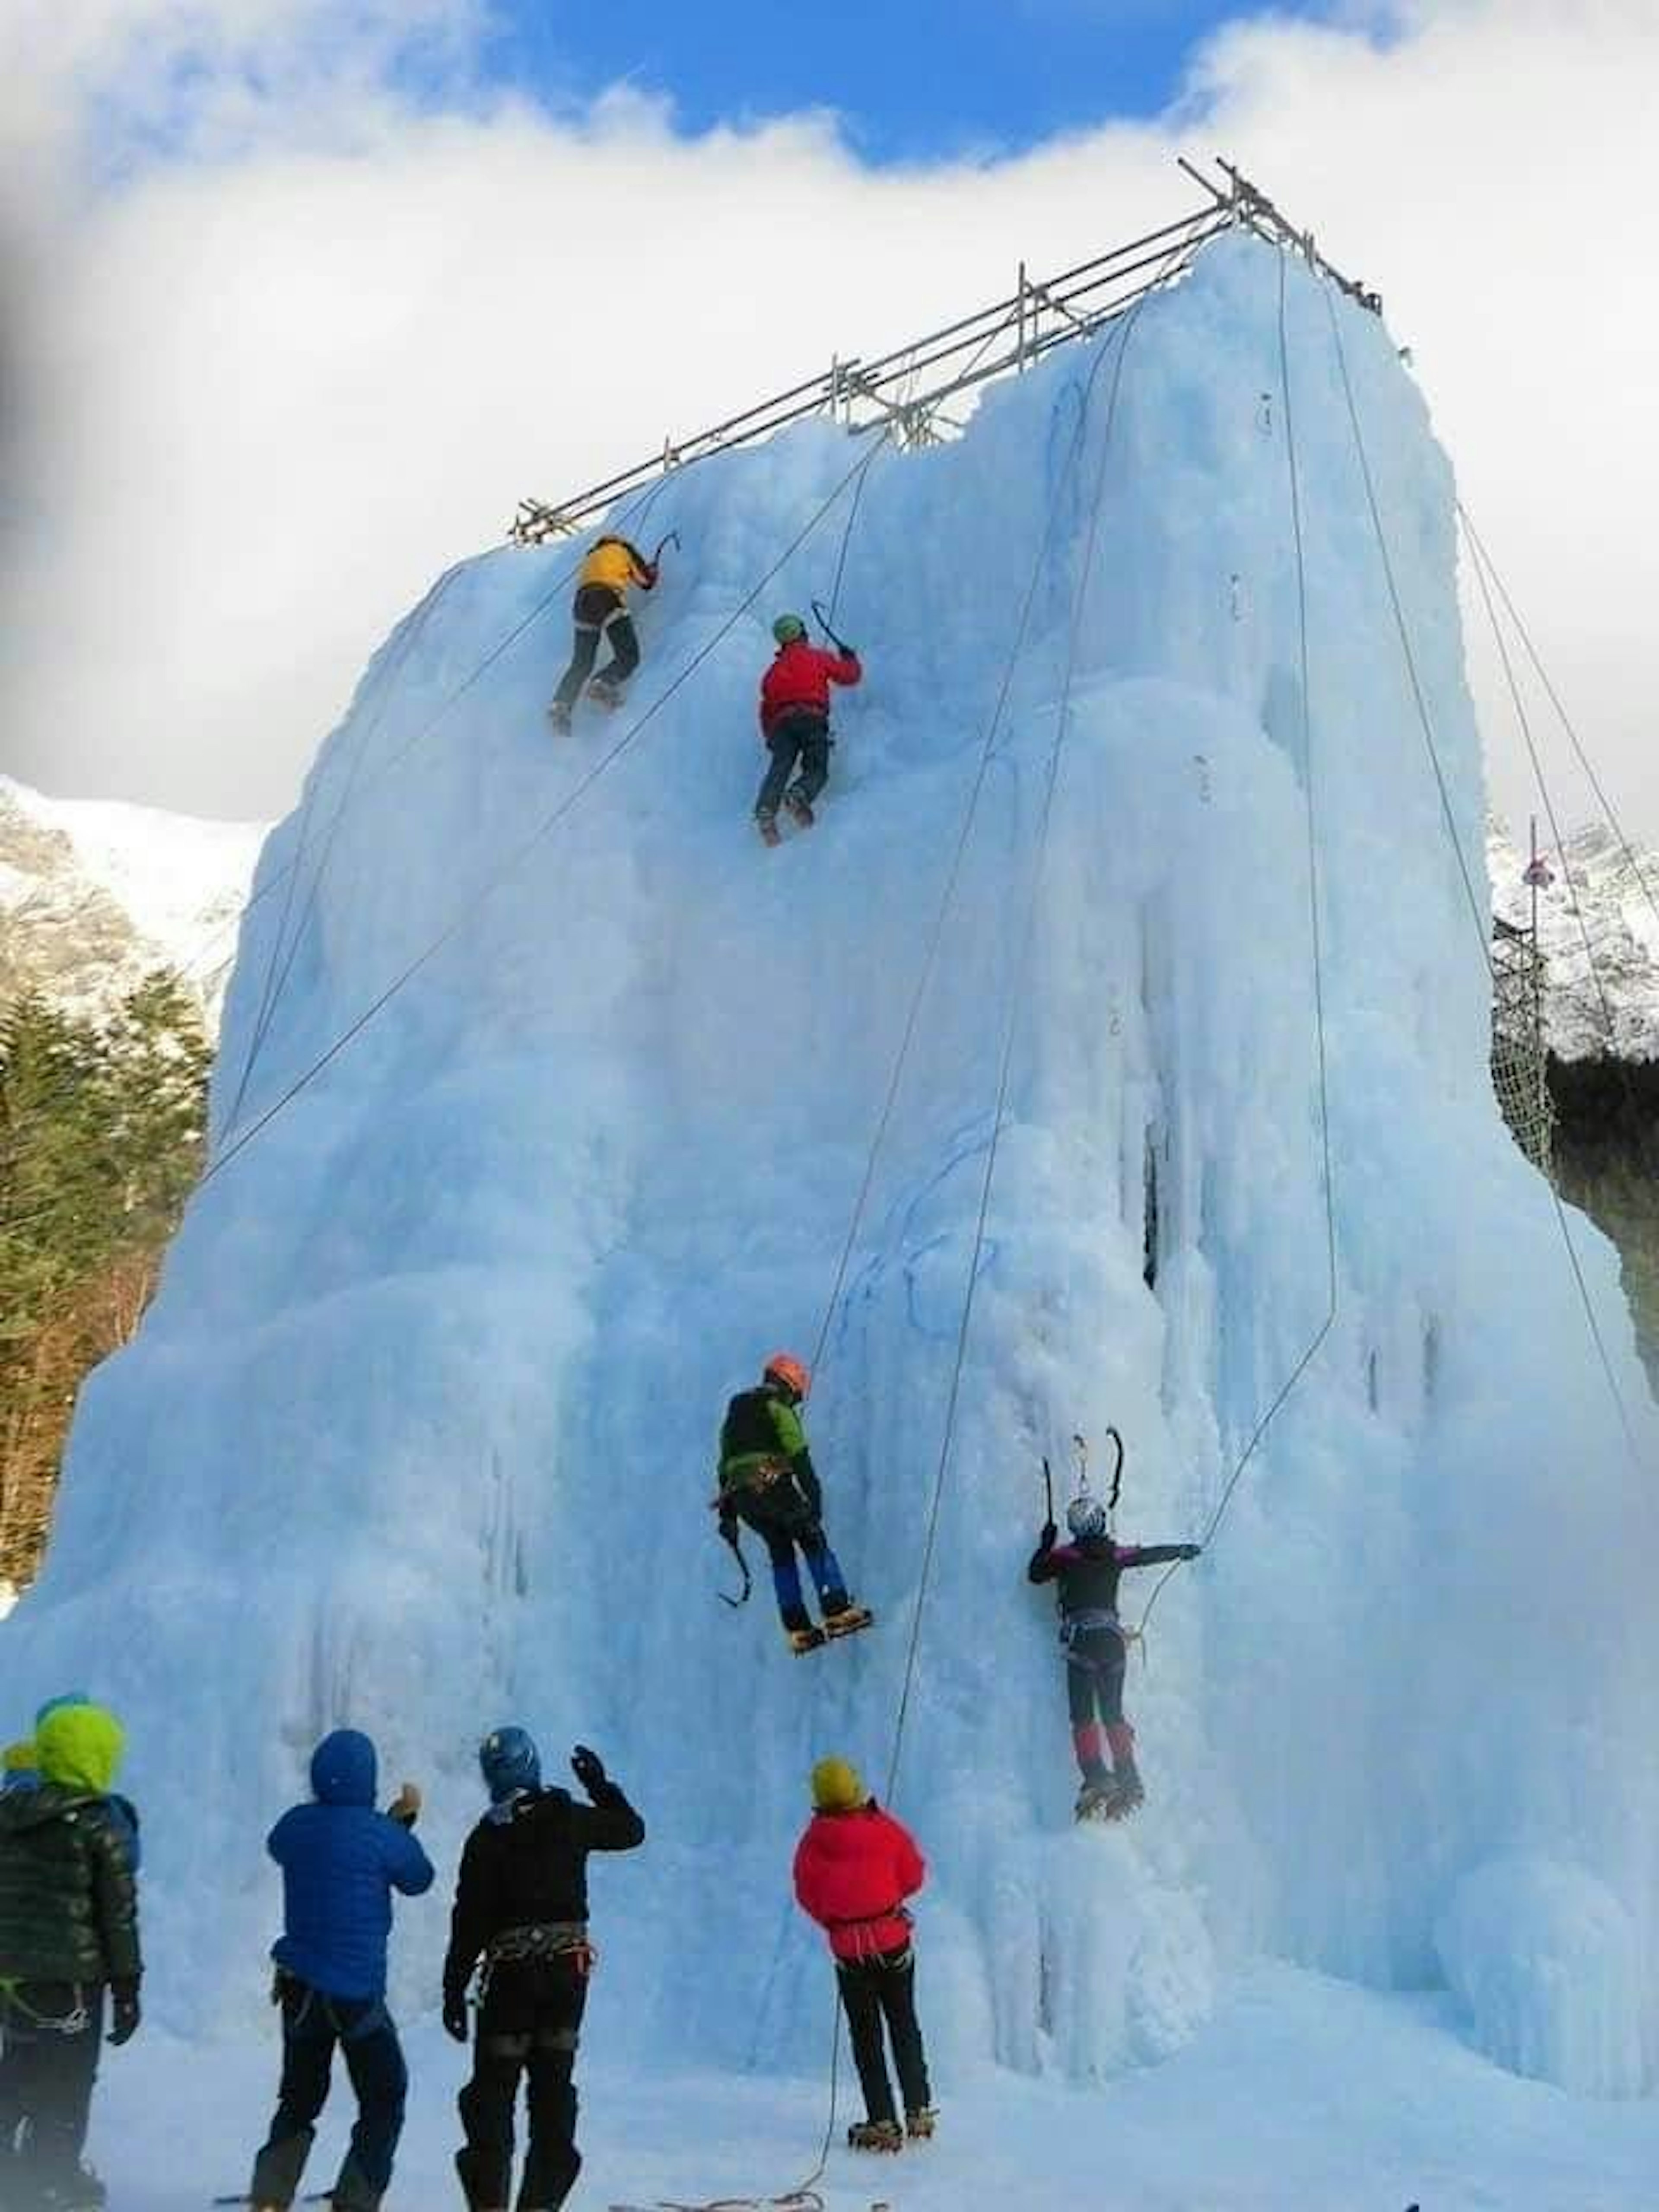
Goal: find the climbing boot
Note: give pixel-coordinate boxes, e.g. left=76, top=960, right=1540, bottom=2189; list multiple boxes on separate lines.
left=1074, top=1777, right=1115, bottom=1822
left=1105, top=1758, right=1145, bottom=1818
left=788, top=1624, right=826, bottom=1654
left=756, top=811, right=782, bottom=847
left=547, top=701, right=572, bottom=733
left=785, top=788, right=816, bottom=830
left=587, top=676, right=622, bottom=710
left=330, top=2154, right=382, bottom=2212
left=249, top=2126, right=314, bottom=2211
left=821, top=1599, right=874, bottom=1641
left=1105, top=1723, right=1144, bottom=1818
left=847, top=2119, right=903, bottom=2152
left=906, top=2107, right=938, bottom=2141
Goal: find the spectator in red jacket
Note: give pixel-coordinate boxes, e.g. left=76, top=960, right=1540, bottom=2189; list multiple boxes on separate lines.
left=753, top=614, right=861, bottom=841
left=791, top=1758, right=934, bottom=2152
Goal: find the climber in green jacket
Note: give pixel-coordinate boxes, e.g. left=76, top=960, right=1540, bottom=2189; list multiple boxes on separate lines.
left=0, top=1701, right=142, bottom=2207
left=715, top=1353, right=872, bottom=1655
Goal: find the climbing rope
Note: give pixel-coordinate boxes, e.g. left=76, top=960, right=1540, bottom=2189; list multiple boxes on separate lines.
left=195, top=438, right=892, bottom=1194
left=1319, top=283, right=1641, bottom=1467
left=224, top=561, right=463, bottom=1133
left=1456, top=501, right=1659, bottom=937
left=1460, top=519, right=1630, bottom=1060
left=1136, top=245, right=1339, bottom=1641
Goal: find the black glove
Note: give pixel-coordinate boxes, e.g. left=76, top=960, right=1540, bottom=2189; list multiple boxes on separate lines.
left=718, top=1508, right=739, bottom=1545
left=1039, top=1521, right=1058, bottom=1550
left=1179, top=1542, right=1202, bottom=1561
left=108, top=1982, right=141, bottom=2047
left=571, top=1743, right=607, bottom=1795
left=442, top=1988, right=470, bottom=2043
left=840, top=642, right=858, bottom=659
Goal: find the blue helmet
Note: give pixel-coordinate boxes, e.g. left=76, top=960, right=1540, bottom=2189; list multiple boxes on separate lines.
left=479, top=1725, right=541, bottom=1803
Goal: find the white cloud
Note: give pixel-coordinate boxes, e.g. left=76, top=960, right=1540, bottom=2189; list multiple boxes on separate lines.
left=2, top=0, right=1654, bottom=845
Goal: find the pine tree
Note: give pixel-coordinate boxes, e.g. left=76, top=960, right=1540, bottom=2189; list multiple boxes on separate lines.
left=0, top=973, right=210, bottom=1583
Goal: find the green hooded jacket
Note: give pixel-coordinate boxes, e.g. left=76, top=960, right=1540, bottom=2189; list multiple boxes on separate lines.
left=718, top=1386, right=811, bottom=1494
left=0, top=1705, right=141, bottom=1985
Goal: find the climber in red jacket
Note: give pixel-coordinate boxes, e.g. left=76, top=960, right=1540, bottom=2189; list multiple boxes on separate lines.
left=792, top=1758, right=935, bottom=2152
left=753, top=614, right=861, bottom=842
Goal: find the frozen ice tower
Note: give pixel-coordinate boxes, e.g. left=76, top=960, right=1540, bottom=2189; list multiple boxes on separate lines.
left=7, top=230, right=1657, bottom=2101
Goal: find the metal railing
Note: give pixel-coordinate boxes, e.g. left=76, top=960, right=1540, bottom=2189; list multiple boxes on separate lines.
left=509, top=157, right=1379, bottom=546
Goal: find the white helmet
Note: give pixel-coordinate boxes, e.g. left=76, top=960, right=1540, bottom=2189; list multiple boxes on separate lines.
left=1066, top=1494, right=1108, bottom=1542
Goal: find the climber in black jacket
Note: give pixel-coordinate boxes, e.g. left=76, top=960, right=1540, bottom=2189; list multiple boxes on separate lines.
left=443, top=1727, right=644, bottom=2212
left=1029, top=1495, right=1200, bottom=1821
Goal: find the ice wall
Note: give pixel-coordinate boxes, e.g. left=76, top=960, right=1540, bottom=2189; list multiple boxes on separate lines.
left=6, top=232, right=1657, bottom=2095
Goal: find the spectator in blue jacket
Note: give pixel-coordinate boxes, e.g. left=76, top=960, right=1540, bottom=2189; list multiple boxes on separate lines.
left=247, top=1729, right=434, bottom=2212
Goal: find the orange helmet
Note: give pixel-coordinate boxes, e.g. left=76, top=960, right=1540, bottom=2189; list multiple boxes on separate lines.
left=763, top=1352, right=811, bottom=1402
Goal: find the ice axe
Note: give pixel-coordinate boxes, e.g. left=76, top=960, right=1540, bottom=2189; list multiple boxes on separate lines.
left=716, top=1512, right=752, bottom=1609
left=810, top=597, right=854, bottom=656
left=650, top=529, right=680, bottom=566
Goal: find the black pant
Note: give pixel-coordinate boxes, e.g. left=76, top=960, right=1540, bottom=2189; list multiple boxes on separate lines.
left=836, top=1946, right=930, bottom=2126
left=552, top=585, right=639, bottom=711
left=252, top=1977, right=408, bottom=2206
left=1065, top=1627, right=1127, bottom=1729
left=458, top=1958, right=587, bottom=2212
left=755, top=712, right=831, bottom=821
left=0, top=1982, right=104, bottom=2193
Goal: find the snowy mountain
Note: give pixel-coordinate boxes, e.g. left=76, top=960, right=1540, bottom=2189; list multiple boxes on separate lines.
left=0, top=773, right=265, bottom=1029
left=4, top=232, right=1659, bottom=2206
left=1489, top=818, right=1659, bottom=1060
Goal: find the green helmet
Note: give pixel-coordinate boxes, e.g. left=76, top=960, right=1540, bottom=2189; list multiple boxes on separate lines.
left=772, top=613, right=807, bottom=645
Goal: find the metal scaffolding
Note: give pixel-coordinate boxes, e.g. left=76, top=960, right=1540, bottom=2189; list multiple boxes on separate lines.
left=509, top=156, right=1380, bottom=546
left=1491, top=826, right=1556, bottom=1175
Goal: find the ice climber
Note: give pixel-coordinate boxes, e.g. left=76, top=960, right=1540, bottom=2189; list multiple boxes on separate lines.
left=753, top=614, right=861, bottom=843
left=444, top=1727, right=645, bottom=2212
left=715, top=1353, right=872, bottom=1653
left=0, top=1701, right=142, bottom=2212
left=792, top=1758, right=935, bottom=2152
left=1028, top=1498, right=1201, bottom=1820
left=547, top=534, right=660, bottom=731
left=247, top=1729, right=433, bottom=2212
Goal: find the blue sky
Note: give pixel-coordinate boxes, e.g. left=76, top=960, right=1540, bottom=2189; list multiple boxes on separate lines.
left=481, top=0, right=1320, bottom=158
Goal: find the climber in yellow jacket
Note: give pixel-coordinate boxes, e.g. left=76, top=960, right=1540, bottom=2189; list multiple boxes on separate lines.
left=548, top=534, right=661, bottom=732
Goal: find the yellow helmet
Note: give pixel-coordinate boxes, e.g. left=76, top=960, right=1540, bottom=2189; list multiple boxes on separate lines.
left=810, top=1757, right=864, bottom=1813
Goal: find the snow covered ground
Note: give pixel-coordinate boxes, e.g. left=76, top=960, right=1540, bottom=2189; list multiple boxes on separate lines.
left=96, top=1968, right=1659, bottom=2211
left=5, top=228, right=1658, bottom=2204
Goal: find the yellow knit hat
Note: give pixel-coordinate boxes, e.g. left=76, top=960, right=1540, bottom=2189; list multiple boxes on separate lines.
left=811, top=1757, right=864, bottom=1813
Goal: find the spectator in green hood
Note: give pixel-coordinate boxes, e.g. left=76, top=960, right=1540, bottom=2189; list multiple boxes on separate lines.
left=0, top=1702, right=142, bottom=2210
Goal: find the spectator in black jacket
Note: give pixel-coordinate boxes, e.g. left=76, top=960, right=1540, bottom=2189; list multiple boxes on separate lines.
left=443, top=1727, right=643, bottom=2212
left=0, top=1702, right=141, bottom=2210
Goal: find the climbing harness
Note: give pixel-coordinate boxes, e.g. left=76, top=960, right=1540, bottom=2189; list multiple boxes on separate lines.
left=475, top=1920, right=597, bottom=2006
left=0, top=1976, right=90, bottom=2035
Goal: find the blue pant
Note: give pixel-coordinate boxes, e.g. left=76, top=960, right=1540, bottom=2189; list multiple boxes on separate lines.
left=253, top=1976, right=407, bottom=2204
left=764, top=1526, right=849, bottom=1631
